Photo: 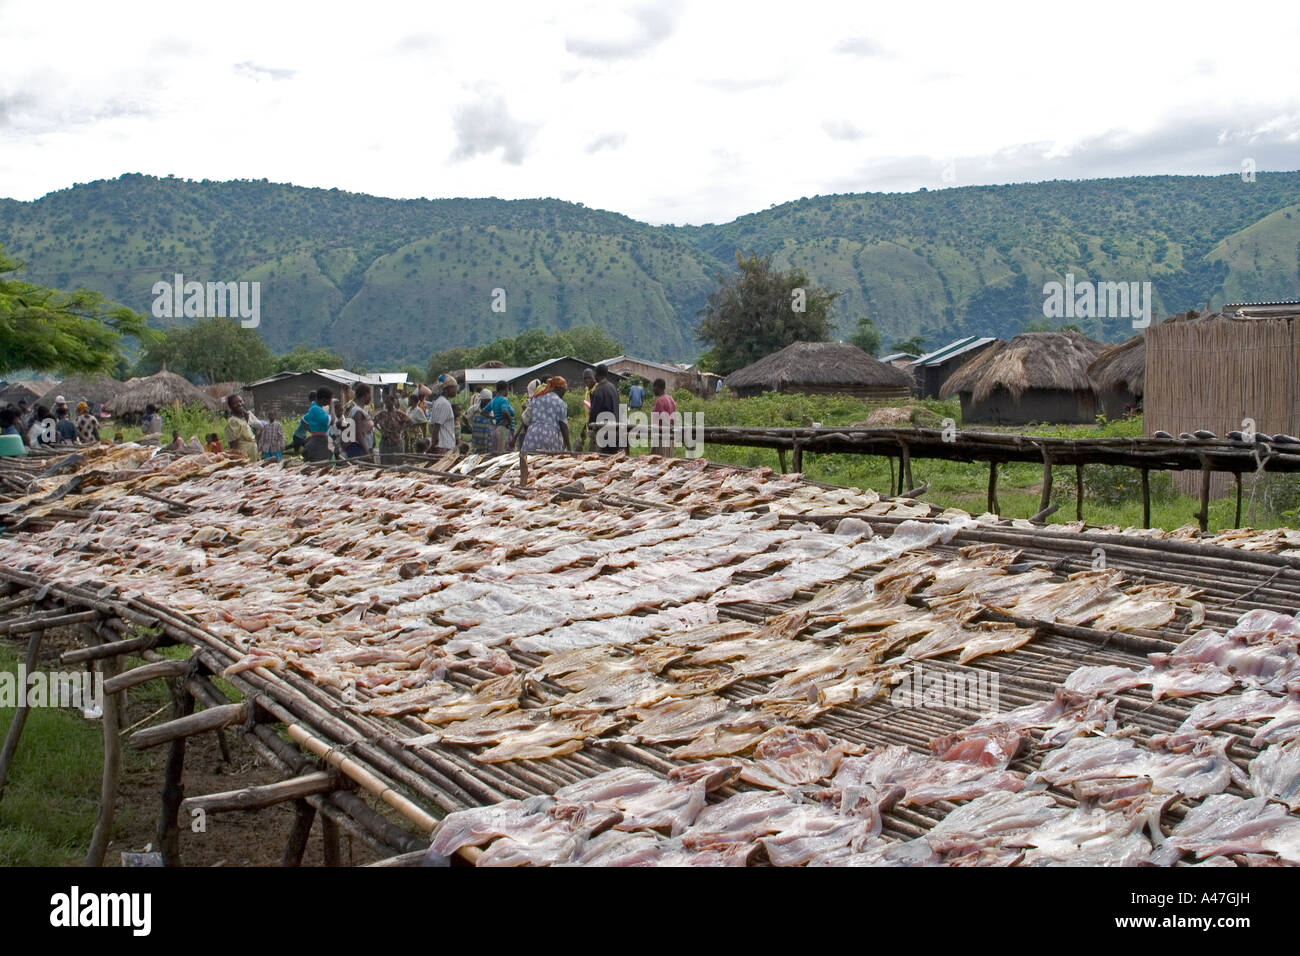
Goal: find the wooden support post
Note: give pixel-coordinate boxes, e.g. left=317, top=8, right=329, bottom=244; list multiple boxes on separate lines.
left=1141, top=468, right=1151, bottom=530
left=86, top=656, right=122, bottom=867
left=777, top=447, right=788, bottom=474
left=0, top=630, right=43, bottom=800
left=283, top=800, right=317, bottom=867
left=1234, top=472, right=1243, bottom=528
left=517, top=447, right=528, bottom=486
left=899, top=443, right=913, bottom=496
left=1198, top=460, right=1212, bottom=533
left=1038, top=453, right=1054, bottom=518
left=0, top=609, right=99, bottom=635
left=887, top=456, right=895, bottom=494
left=62, top=631, right=159, bottom=665
left=156, top=682, right=195, bottom=867
left=102, top=658, right=190, bottom=695
left=987, top=460, right=999, bottom=515
left=128, top=701, right=249, bottom=750
left=1075, top=464, right=1084, bottom=522
left=791, top=441, right=803, bottom=474
left=322, top=814, right=341, bottom=867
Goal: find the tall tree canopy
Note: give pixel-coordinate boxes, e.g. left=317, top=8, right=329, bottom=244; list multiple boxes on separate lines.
left=850, top=316, right=882, bottom=356
left=695, top=252, right=839, bottom=375
left=274, top=344, right=346, bottom=373
left=0, top=245, right=157, bottom=375
left=133, top=317, right=276, bottom=384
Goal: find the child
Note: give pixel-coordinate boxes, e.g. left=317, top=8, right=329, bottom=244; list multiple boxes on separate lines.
left=205, top=433, right=223, bottom=454
left=258, top=411, right=285, bottom=462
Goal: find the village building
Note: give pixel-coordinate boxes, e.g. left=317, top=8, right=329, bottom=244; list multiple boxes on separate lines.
left=941, top=331, right=1105, bottom=424
left=724, top=341, right=914, bottom=400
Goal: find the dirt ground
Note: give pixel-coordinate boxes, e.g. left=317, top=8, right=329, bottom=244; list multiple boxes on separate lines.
left=114, top=709, right=386, bottom=868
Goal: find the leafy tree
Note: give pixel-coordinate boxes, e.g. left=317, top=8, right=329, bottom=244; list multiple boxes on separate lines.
left=275, top=344, right=345, bottom=373
left=696, top=252, right=839, bottom=375
left=891, top=335, right=927, bottom=355
left=564, top=326, right=623, bottom=363
left=0, top=245, right=157, bottom=375
left=849, top=316, right=882, bottom=356
left=134, top=317, right=275, bottom=384
left=427, top=346, right=482, bottom=380
left=401, top=365, right=427, bottom=384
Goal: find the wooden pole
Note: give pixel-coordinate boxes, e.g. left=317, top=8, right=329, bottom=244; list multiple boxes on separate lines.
left=777, top=447, right=787, bottom=474
left=986, top=460, right=999, bottom=515
left=1038, top=453, right=1054, bottom=518
left=517, top=447, right=528, bottom=486
left=1198, top=459, right=1212, bottom=532
left=1235, top=472, right=1243, bottom=528
left=900, top=443, right=913, bottom=495
left=1075, top=464, right=1084, bottom=522
left=62, top=631, right=160, bottom=664
left=128, top=701, right=249, bottom=750
left=156, top=683, right=194, bottom=867
left=322, top=814, right=342, bottom=867
left=103, top=658, right=190, bottom=695
left=283, top=800, right=317, bottom=867
left=86, top=656, right=122, bottom=867
left=0, top=630, right=43, bottom=799
left=1141, top=468, right=1151, bottom=530
left=182, top=772, right=337, bottom=815
left=0, top=610, right=99, bottom=635
left=792, top=440, right=803, bottom=474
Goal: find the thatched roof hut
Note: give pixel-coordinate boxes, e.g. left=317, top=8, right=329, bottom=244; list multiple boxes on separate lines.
left=1088, top=333, right=1144, bottom=419
left=37, top=374, right=127, bottom=411
left=725, top=342, right=914, bottom=400
left=203, top=381, right=245, bottom=404
left=941, top=331, right=1106, bottom=424
left=109, top=370, right=223, bottom=419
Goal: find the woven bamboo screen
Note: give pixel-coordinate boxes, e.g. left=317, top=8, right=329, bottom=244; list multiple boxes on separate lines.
left=1146, top=314, right=1299, bottom=496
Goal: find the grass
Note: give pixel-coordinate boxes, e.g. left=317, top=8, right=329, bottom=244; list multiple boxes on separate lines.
left=0, top=644, right=113, bottom=866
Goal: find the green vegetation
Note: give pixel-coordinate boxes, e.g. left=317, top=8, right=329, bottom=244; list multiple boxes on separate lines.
left=695, top=252, right=839, bottom=374
left=0, top=645, right=113, bottom=865
left=849, top=317, right=881, bottom=356
left=134, top=316, right=276, bottom=383
left=0, top=243, right=157, bottom=376
left=3, top=172, right=1298, bottom=367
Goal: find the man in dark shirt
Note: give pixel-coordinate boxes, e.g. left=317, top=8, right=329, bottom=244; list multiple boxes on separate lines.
left=588, top=365, right=622, bottom=454
left=55, top=406, right=78, bottom=444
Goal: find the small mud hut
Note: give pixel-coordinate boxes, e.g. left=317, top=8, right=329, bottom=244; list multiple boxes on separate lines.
left=725, top=341, right=913, bottom=400
left=1088, top=333, right=1144, bottom=420
left=941, top=331, right=1106, bottom=424
left=109, top=370, right=223, bottom=421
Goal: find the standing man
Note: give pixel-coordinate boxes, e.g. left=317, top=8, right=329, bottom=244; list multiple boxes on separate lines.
left=628, top=377, right=645, bottom=414
left=142, top=404, right=164, bottom=437
left=588, top=365, right=621, bottom=454
left=343, top=383, right=375, bottom=459
left=223, top=394, right=259, bottom=458
left=405, top=392, right=428, bottom=453
left=429, top=375, right=458, bottom=456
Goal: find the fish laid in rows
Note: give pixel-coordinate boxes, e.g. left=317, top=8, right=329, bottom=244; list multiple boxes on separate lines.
left=1249, top=740, right=1300, bottom=811
left=1159, top=794, right=1300, bottom=863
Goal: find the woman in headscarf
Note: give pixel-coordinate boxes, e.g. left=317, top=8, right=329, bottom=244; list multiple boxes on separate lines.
left=521, top=377, right=570, bottom=453
left=469, top=388, right=494, bottom=454
left=75, top=401, right=100, bottom=444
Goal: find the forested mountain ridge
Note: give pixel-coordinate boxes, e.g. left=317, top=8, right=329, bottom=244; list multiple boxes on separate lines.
left=2, top=171, right=1297, bottom=365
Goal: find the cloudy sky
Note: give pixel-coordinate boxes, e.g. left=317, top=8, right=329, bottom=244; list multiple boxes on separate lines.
left=2, top=0, right=1298, bottom=225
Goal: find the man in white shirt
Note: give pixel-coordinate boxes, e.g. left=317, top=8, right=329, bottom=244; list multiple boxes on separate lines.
left=429, top=376, right=458, bottom=455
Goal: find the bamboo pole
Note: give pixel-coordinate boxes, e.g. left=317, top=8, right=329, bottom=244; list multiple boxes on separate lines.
left=0, top=609, right=99, bottom=635
left=321, top=811, right=342, bottom=866
left=85, top=655, right=122, bottom=867
left=288, top=723, right=438, bottom=834
left=1075, top=464, right=1084, bottom=521
left=1141, top=468, right=1151, bottom=529
left=1234, top=472, right=1243, bottom=529
left=0, top=630, right=43, bottom=799
left=1198, top=458, right=1212, bottom=532
left=62, top=631, right=160, bottom=664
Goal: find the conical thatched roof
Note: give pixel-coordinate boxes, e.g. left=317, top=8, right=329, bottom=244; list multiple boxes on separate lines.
left=941, top=331, right=1106, bottom=404
left=725, top=341, right=913, bottom=391
left=109, top=370, right=223, bottom=416
left=37, top=373, right=127, bottom=409
left=203, top=381, right=245, bottom=403
left=1088, top=333, right=1145, bottom=395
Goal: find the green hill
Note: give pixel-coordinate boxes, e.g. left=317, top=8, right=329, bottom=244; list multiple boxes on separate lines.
left=1, top=172, right=1298, bottom=366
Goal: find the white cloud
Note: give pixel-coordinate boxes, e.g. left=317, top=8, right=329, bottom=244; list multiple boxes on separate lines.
left=450, top=94, right=537, bottom=165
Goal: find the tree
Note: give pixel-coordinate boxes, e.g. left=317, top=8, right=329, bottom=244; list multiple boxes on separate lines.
left=427, top=346, right=482, bottom=381
left=401, top=365, right=427, bottom=384
left=849, top=317, right=882, bottom=356
left=134, top=317, right=275, bottom=384
left=275, top=344, right=345, bottom=373
left=695, top=252, right=839, bottom=375
left=0, top=245, right=158, bottom=375
left=891, top=335, right=927, bottom=355
left=564, top=326, right=622, bottom=363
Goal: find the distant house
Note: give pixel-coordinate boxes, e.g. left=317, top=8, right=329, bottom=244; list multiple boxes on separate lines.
left=601, top=355, right=693, bottom=392
left=0, top=380, right=49, bottom=407
left=460, top=357, right=625, bottom=395
left=878, top=352, right=920, bottom=370
left=1088, top=333, right=1144, bottom=419
left=243, top=368, right=409, bottom=418
left=910, top=336, right=999, bottom=399
left=724, top=341, right=914, bottom=400
left=941, top=331, right=1106, bottom=424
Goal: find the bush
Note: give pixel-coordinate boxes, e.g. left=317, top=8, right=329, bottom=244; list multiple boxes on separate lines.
left=1071, top=464, right=1177, bottom=507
